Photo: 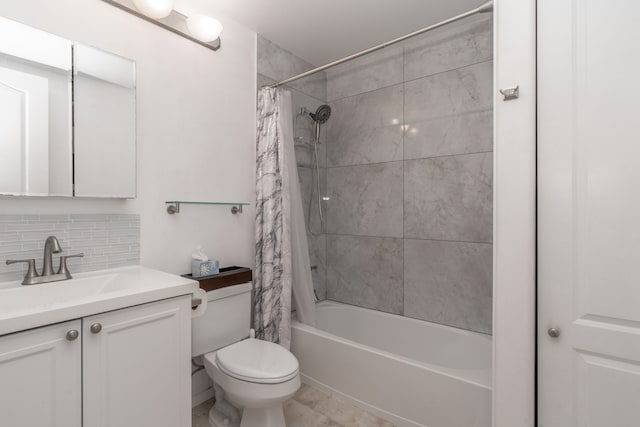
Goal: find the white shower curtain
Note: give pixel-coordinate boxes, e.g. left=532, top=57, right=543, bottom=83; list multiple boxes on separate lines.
left=254, top=87, right=316, bottom=350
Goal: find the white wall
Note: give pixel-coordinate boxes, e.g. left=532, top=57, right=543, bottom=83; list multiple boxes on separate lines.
left=0, top=0, right=257, bottom=274
left=492, top=0, right=536, bottom=425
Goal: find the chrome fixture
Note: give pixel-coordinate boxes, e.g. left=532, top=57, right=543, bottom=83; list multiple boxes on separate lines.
left=165, top=201, right=247, bottom=215
left=6, top=235, right=84, bottom=285
left=90, top=323, right=103, bottom=334
left=100, top=0, right=222, bottom=51
left=267, top=1, right=493, bottom=88
left=547, top=328, right=561, bottom=338
left=309, top=104, right=332, bottom=145
left=66, top=329, right=80, bottom=341
left=294, top=105, right=331, bottom=236
left=42, top=236, right=62, bottom=277
left=499, top=86, right=520, bottom=101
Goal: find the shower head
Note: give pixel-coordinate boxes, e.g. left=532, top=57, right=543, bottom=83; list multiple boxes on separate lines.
left=310, top=105, right=331, bottom=124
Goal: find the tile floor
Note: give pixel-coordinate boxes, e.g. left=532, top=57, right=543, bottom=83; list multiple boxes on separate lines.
left=192, top=384, right=395, bottom=427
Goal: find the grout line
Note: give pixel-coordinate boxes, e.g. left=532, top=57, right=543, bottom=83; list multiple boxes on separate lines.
left=401, top=44, right=406, bottom=316
left=327, top=58, right=493, bottom=103
left=325, top=150, right=493, bottom=170
left=325, top=232, right=492, bottom=245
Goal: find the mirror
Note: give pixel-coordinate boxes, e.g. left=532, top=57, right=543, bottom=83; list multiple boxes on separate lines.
left=0, top=17, right=136, bottom=198
left=73, top=44, right=136, bottom=198
left=0, top=17, right=72, bottom=196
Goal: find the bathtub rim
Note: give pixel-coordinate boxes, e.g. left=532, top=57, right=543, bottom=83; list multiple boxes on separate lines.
left=292, top=300, right=492, bottom=390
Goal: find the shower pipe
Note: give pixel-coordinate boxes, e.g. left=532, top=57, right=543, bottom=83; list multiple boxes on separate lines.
left=267, top=1, right=493, bottom=88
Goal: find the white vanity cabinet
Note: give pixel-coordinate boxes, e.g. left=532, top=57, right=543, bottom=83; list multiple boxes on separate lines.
left=0, top=320, right=82, bottom=427
left=0, top=296, right=191, bottom=427
left=83, top=296, right=191, bottom=427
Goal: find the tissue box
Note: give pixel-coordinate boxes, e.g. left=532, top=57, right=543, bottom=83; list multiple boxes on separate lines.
left=191, top=260, right=219, bottom=278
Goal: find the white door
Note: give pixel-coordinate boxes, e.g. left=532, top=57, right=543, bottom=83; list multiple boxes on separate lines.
left=82, top=296, right=192, bottom=427
left=538, top=1, right=640, bottom=426
left=0, top=320, right=82, bottom=427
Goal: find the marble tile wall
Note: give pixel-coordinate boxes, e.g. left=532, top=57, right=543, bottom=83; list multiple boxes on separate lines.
left=324, top=15, right=493, bottom=334
left=0, top=214, right=140, bottom=283
left=257, top=35, right=328, bottom=300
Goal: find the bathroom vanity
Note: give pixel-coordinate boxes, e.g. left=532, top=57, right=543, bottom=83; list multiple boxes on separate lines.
left=0, top=266, right=198, bottom=427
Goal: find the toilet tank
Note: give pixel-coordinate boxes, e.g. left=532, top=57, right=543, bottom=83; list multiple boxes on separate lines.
left=192, top=282, right=252, bottom=357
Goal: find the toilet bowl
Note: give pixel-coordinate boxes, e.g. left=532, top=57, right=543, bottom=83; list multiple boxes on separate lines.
left=192, top=282, right=300, bottom=427
left=203, top=338, right=300, bottom=427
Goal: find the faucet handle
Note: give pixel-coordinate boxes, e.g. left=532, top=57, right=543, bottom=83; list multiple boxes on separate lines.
left=58, top=253, right=85, bottom=279
left=6, top=259, right=39, bottom=283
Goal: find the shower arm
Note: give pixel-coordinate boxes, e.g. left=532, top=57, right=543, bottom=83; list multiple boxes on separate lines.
left=267, top=1, right=493, bottom=89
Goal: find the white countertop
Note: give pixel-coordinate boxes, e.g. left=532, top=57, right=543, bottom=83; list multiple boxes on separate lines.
left=0, top=266, right=199, bottom=336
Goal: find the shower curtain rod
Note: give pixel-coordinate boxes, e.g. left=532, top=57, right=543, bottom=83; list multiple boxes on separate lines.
left=268, top=1, right=493, bottom=89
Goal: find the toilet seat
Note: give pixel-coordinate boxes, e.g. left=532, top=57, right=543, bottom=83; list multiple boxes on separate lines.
left=208, top=338, right=299, bottom=384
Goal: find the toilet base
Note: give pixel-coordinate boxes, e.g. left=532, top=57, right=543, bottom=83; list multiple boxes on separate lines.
left=240, top=405, right=286, bottom=427
left=209, top=405, right=240, bottom=427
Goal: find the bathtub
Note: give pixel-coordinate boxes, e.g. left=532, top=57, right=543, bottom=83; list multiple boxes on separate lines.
left=291, top=301, right=492, bottom=427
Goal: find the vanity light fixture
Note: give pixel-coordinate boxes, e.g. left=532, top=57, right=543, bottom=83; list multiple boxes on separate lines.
left=101, top=0, right=221, bottom=51
left=132, top=0, right=174, bottom=19
left=187, top=15, right=223, bottom=42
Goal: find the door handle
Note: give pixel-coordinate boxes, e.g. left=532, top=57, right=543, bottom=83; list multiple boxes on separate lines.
left=90, top=323, right=102, bottom=334
left=547, top=328, right=561, bottom=338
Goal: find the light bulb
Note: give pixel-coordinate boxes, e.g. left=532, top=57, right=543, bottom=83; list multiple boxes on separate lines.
left=132, top=0, right=174, bottom=19
left=186, top=15, right=223, bottom=42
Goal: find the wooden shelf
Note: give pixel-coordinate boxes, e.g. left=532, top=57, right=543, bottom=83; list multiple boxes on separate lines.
left=182, top=266, right=252, bottom=292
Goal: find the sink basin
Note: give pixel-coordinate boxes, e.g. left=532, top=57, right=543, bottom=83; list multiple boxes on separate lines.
left=0, top=266, right=198, bottom=336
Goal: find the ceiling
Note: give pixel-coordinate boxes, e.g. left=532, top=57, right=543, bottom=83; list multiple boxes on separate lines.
left=180, top=0, right=483, bottom=65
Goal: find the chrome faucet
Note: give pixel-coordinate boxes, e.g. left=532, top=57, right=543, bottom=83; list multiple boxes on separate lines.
left=42, top=236, right=62, bottom=277
left=6, top=235, right=84, bottom=285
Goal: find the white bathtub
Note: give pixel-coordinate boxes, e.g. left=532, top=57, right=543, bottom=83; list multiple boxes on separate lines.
left=291, top=301, right=492, bottom=427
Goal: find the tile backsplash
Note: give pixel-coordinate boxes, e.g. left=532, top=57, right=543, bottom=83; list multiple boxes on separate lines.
left=0, top=214, right=140, bottom=283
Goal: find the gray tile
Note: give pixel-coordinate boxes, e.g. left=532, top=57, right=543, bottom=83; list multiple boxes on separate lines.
left=294, top=384, right=329, bottom=408
left=404, top=15, right=493, bottom=81
left=298, top=166, right=312, bottom=218
left=404, top=110, right=493, bottom=160
left=326, top=235, right=403, bottom=314
left=257, top=35, right=326, bottom=100
left=404, top=239, right=492, bottom=334
left=404, top=61, right=493, bottom=123
left=309, top=234, right=327, bottom=300
left=257, top=73, right=276, bottom=90
left=326, top=46, right=403, bottom=101
left=291, top=73, right=327, bottom=104
left=0, top=214, right=139, bottom=282
left=298, top=166, right=326, bottom=235
left=326, top=162, right=403, bottom=238
left=192, top=398, right=213, bottom=427
left=326, top=85, right=403, bottom=167
left=284, top=399, right=340, bottom=427
left=404, top=153, right=492, bottom=242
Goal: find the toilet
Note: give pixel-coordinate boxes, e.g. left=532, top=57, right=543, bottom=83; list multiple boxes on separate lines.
left=192, top=283, right=300, bottom=427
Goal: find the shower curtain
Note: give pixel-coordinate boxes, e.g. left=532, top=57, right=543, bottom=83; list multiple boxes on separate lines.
left=254, top=87, right=316, bottom=349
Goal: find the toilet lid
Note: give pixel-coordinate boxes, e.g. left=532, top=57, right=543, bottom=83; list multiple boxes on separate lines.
left=215, top=338, right=299, bottom=384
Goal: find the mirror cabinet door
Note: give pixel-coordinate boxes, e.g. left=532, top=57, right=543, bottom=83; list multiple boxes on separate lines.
left=0, top=17, right=73, bottom=197
left=73, top=44, right=136, bottom=198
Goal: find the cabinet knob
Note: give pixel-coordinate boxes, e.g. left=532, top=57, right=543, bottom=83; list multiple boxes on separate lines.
left=90, top=323, right=102, bottom=334
left=66, top=329, right=79, bottom=341
left=548, top=328, right=561, bottom=338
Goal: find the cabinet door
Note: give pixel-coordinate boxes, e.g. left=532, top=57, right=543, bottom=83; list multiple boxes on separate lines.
left=73, top=43, right=136, bottom=198
left=0, top=320, right=81, bottom=427
left=83, top=296, right=191, bottom=427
